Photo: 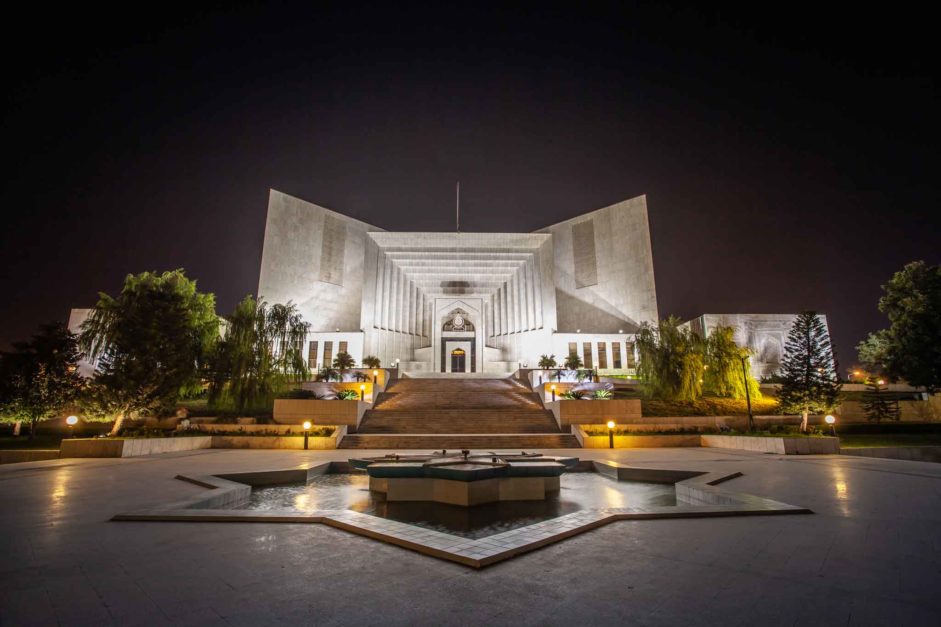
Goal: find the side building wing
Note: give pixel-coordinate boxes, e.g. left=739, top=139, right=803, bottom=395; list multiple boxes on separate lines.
left=257, top=189, right=385, bottom=334
left=534, top=195, right=659, bottom=333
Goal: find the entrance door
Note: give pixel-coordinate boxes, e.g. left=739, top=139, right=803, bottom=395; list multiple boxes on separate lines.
left=450, top=348, right=466, bottom=373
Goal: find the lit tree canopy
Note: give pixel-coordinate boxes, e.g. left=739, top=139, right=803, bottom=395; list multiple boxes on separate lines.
left=0, top=323, right=85, bottom=437
left=208, top=296, right=310, bottom=414
left=860, top=261, right=941, bottom=393
left=703, top=325, right=761, bottom=400
left=79, top=270, right=219, bottom=434
left=636, top=316, right=704, bottom=401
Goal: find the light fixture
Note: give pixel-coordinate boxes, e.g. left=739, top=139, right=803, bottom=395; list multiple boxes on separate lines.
left=302, top=421, right=312, bottom=430
left=66, top=415, right=78, bottom=426
left=825, top=414, right=836, bottom=436
left=360, top=384, right=366, bottom=401
left=302, top=421, right=312, bottom=450
left=618, top=329, right=623, bottom=334
left=607, top=421, right=615, bottom=449
left=550, top=384, right=556, bottom=402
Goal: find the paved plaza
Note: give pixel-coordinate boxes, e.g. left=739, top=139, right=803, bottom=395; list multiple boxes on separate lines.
left=1, top=447, right=939, bottom=626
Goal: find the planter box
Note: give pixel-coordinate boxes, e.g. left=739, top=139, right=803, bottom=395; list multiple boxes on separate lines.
left=556, top=399, right=641, bottom=426
left=841, top=446, right=941, bottom=463
left=210, top=435, right=338, bottom=450
left=701, top=434, right=840, bottom=455
left=273, top=399, right=368, bottom=426
left=60, top=436, right=212, bottom=458
left=579, top=433, right=700, bottom=449
left=0, top=449, right=60, bottom=464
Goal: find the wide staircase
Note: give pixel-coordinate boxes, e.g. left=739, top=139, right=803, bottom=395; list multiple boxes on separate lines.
left=339, top=377, right=579, bottom=449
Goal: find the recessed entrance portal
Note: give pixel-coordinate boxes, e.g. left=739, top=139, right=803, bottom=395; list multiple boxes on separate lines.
left=451, top=348, right=466, bottom=373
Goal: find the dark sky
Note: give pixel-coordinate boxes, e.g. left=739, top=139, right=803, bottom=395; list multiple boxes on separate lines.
left=2, top=1, right=938, bottom=365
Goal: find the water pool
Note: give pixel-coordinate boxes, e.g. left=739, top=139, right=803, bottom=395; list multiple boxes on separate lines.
left=242, top=472, right=676, bottom=539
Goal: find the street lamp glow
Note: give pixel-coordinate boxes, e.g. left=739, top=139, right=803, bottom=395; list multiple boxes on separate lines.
left=302, top=421, right=312, bottom=431
left=66, top=415, right=78, bottom=426
left=825, top=415, right=835, bottom=425
left=877, top=379, right=885, bottom=385
left=607, top=421, right=615, bottom=429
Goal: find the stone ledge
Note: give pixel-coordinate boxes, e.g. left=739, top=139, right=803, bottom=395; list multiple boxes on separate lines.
left=701, top=434, right=840, bottom=454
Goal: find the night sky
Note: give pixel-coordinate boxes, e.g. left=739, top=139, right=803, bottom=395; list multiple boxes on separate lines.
left=2, top=2, right=938, bottom=365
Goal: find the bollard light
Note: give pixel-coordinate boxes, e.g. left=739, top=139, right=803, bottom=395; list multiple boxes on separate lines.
left=66, top=415, right=78, bottom=438
left=550, top=384, right=556, bottom=402
left=302, top=420, right=312, bottom=450
left=360, top=384, right=366, bottom=401
left=373, top=369, right=378, bottom=383
left=607, top=420, right=615, bottom=449
left=825, top=414, right=836, bottom=436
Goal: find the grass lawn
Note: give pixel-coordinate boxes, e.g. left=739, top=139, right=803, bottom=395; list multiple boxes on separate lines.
left=0, top=435, right=63, bottom=450
left=838, top=434, right=941, bottom=448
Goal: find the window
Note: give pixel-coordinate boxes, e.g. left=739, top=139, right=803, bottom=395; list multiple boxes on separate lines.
left=626, top=342, right=636, bottom=367
left=339, top=341, right=348, bottom=355
left=308, top=341, right=319, bottom=369
left=597, top=342, right=607, bottom=369
left=583, top=342, right=593, bottom=369
left=612, top=342, right=622, bottom=369
left=323, top=341, right=333, bottom=368
left=568, top=342, right=577, bottom=360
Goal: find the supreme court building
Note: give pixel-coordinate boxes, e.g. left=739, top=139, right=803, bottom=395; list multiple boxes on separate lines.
left=254, top=190, right=812, bottom=377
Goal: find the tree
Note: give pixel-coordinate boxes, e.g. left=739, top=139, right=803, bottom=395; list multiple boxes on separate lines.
left=856, top=330, right=891, bottom=377
left=863, top=261, right=941, bottom=393
left=778, top=311, right=842, bottom=432
left=333, top=351, right=356, bottom=377
left=0, top=324, right=85, bottom=438
left=81, top=270, right=219, bottom=435
left=563, top=352, right=583, bottom=371
left=208, top=297, right=310, bottom=415
left=538, top=354, right=557, bottom=369
left=703, top=326, right=762, bottom=401
left=861, top=380, right=900, bottom=423
left=636, top=316, right=704, bottom=401
left=362, top=355, right=381, bottom=369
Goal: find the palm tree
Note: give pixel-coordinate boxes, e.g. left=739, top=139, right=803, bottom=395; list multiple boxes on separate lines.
left=538, top=354, right=557, bottom=369
left=333, top=352, right=356, bottom=380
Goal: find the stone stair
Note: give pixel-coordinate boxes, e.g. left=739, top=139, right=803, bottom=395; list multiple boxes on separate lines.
left=339, top=433, right=579, bottom=450
left=341, top=376, right=579, bottom=449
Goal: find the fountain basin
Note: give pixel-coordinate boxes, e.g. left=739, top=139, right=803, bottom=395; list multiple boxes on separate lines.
left=352, top=452, right=577, bottom=506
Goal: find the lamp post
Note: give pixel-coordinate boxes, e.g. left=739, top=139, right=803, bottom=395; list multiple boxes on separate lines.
left=373, top=369, right=378, bottom=383
left=739, top=355, right=754, bottom=432
left=607, top=420, right=615, bottom=449
left=550, top=384, right=556, bottom=402
left=825, top=414, right=836, bottom=437
left=66, top=415, right=78, bottom=438
left=360, top=384, right=366, bottom=401
left=302, top=420, right=311, bottom=450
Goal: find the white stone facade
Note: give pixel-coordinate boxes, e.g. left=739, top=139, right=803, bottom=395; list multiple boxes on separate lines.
left=257, top=190, right=660, bottom=373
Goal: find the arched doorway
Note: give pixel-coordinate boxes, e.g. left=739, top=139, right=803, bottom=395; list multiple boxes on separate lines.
left=450, top=348, right=466, bottom=373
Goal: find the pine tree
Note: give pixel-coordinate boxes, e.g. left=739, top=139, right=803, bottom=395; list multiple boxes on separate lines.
left=778, top=311, right=842, bottom=432
left=861, top=380, right=900, bottom=422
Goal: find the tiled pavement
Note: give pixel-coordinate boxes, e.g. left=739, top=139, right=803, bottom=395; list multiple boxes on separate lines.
left=2, top=447, right=940, bottom=625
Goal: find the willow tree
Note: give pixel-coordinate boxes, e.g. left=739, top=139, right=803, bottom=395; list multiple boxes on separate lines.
left=208, top=297, right=310, bottom=414
left=704, top=326, right=762, bottom=400
left=636, top=316, right=704, bottom=401
left=79, top=270, right=218, bottom=435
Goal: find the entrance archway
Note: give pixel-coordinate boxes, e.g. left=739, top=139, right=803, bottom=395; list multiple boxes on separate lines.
left=450, top=348, right=466, bottom=373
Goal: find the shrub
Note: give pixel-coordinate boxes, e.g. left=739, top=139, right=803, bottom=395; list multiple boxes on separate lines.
left=593, top=389, right=613, bottom=400
left=337, top=390, right=360, bottom=400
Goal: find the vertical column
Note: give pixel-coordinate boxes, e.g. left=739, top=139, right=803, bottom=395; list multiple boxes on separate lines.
left=532, top=253, right=544, bottom=330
